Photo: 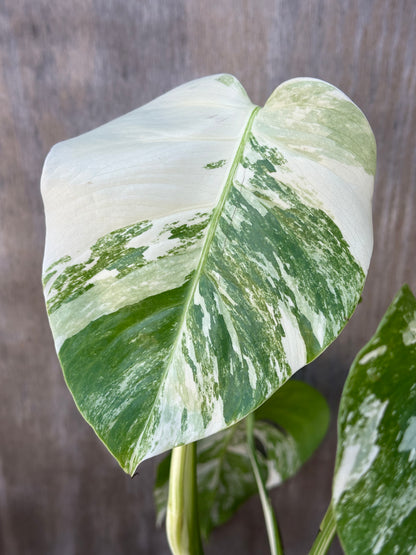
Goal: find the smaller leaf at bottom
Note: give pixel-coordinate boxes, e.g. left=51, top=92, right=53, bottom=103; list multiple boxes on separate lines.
left=155, top=379, right=329, bottom=537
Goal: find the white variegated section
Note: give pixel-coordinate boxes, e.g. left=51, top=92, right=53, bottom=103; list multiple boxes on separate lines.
left=333, top=394, right=388, bottom=504
left=369, top=483, right=416, bottom=554
left=194, top=284, right=212, bottom=339
left=254, top=422, right=301, bottom=489
left=279, top=305, right=307, bottom=371
left=359, top=345, right=387, bottom=365
left=403, top=311, right=416, bottom=346
left=41, top=74, right=255, bottom=271
left=253, top=77, right=374, bottom=272
left=399, top=416, right=416, bottom=462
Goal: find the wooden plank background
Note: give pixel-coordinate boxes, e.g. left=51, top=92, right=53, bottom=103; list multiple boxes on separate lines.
left=1, top=1, right=415, bottom=553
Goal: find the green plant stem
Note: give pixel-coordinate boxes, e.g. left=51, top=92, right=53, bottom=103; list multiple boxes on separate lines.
left=166, top=442, right=204, bottom=555
left=246, top=413, right=284, bottom=555
left=308, top=503, right=336, bottom=555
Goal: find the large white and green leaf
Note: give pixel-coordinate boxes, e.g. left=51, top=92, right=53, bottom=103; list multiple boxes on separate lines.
left=41, top=74, right=376, bottom=474
left=333, top=285, right=416, bottom=554
left=155, top=380, right=329, bottom=538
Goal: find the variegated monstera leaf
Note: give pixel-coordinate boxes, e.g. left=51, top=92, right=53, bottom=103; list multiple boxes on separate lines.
left=41, top=74, right=376, bottom=475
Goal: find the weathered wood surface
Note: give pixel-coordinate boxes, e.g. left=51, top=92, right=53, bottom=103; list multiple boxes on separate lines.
left=0, top=1, right=415, bottom=553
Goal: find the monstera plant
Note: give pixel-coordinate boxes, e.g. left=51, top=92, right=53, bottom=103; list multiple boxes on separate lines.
left=41, top=74, right=415, bottom=554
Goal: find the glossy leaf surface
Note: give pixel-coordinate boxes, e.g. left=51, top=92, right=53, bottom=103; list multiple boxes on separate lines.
left=41, top=74, right=375, bottom=473
left=333, top=285, right=416, bottom=555
left=155, top=380, right=329, bottom=537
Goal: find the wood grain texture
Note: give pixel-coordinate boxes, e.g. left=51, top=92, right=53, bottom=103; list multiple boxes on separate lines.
left=0, top=1, right=414, bottom=553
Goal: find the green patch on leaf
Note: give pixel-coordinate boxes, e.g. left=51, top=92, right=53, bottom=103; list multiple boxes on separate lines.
left=168, top=221, right=208, bottom=241
left=216, top=75, right=236, bottom=87
left=204, top=160, right=227, bottom=170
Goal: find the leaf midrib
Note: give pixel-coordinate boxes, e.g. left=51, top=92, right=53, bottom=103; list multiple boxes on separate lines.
left=132, top=105, right=261, bottom=473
